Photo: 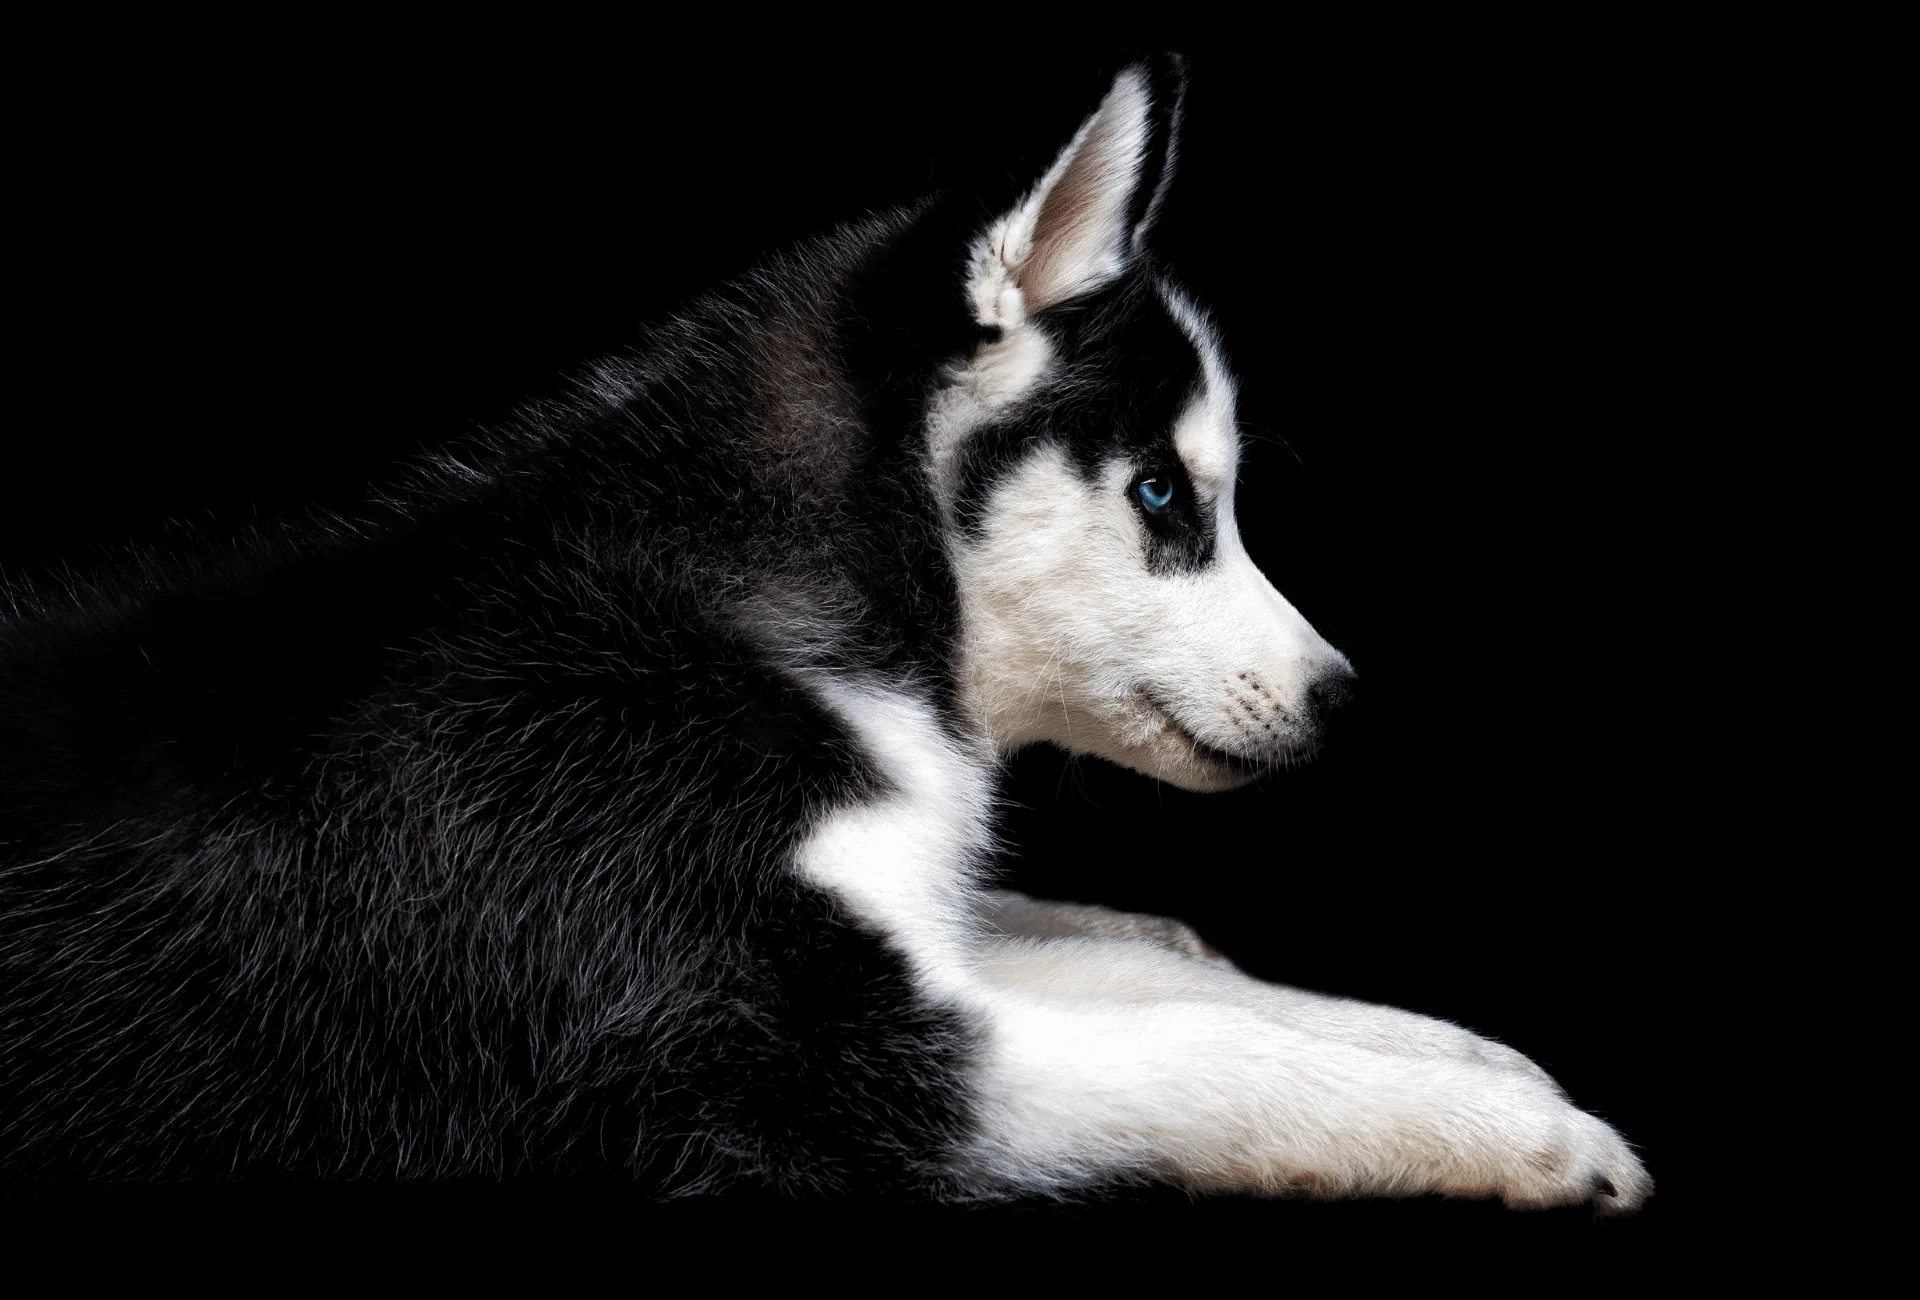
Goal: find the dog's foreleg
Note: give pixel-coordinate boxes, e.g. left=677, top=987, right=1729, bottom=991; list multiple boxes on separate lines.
left=982, top=893, right=1550, bottom=1079
left=955, top=940, right=1650, bottom=1211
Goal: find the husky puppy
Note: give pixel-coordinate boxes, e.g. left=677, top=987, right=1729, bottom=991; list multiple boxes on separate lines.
left=0, top=61, right=1649, bottom=1210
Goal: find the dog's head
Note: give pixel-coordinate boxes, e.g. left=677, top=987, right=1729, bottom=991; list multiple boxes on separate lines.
left=931, top=61, right=1355, bottom=791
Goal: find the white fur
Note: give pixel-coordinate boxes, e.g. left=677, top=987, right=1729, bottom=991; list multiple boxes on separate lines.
left=963, top=934, right=1645, bottom=1204
left=1161, top=282, right=1238, bottom=483
left=791, top=677, right=996, bottom=1000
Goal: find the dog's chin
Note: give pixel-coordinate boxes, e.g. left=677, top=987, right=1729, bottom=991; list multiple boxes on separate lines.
left=1024, top=694, right=1310, bottom=793
left=1099, top=703, right=1269, bottom=793
left=1138, top=736, right=1261, bottom=792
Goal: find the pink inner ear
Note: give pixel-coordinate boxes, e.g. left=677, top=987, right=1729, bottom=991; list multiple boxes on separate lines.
left=1019, top=76, right=1150, bottom=312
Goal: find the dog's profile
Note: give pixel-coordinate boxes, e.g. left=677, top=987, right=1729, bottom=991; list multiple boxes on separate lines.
left=0, top=60, right=1649, bottom=1209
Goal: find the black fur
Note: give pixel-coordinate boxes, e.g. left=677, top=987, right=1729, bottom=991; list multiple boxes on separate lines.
left=0, top=216, right=985, bottom=1186
left=0, top=70, right=1199, bottom=1188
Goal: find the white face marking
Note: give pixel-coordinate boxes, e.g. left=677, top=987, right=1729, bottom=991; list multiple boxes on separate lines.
left=1163, top=284, right=1239, bottom=488
left=947, top=289, right=1350, bottom=792
left=925, top=326, right=1056, bottom=505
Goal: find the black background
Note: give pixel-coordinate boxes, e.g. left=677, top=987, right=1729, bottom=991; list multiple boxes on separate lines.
left=6, top=39, right=1738, bottom=1258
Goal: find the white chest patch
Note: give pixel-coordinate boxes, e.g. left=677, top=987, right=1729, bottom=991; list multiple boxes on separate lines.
left=789, top=678, right=998, bottom=1000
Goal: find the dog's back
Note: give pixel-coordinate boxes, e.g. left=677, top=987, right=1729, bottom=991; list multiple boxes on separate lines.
left=0, top=212, right=980, bottom=1185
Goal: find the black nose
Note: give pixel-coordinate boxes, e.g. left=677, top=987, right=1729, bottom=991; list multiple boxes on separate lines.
left=1305, top=668, right=1357, bottom=742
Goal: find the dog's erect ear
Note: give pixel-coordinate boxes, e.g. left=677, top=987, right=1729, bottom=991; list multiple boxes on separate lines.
left=971, top=57, right=1186, bottom=326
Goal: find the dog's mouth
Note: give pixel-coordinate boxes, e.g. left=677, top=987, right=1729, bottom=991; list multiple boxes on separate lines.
left=1137, top=690, right=1271, bottom=781
left=1136, top=688, right=1325, bottom=785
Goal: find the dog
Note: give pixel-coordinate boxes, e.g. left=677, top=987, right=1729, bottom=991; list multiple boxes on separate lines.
left=0, top=58, right=1650, bottom=1210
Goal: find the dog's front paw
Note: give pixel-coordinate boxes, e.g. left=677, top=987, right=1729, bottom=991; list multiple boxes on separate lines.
left=982, top=890, right=1234, bottom=966
left=1487, top=1103, right=1653, bottom=1216
left=1125, top=912, right=1233, bottom=965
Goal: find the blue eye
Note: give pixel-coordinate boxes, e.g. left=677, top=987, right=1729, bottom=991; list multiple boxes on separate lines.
left=1137, top=477, right=1175, bottom=513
